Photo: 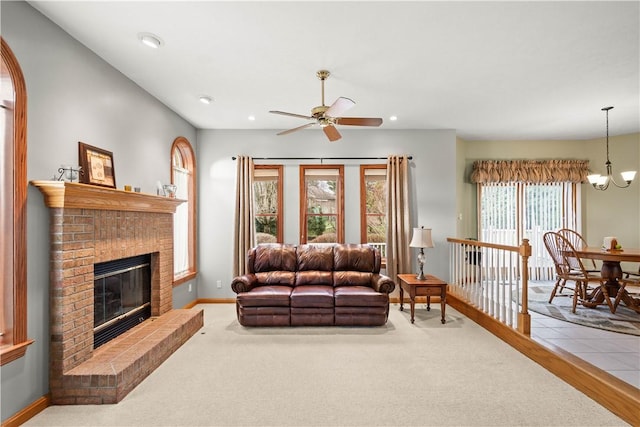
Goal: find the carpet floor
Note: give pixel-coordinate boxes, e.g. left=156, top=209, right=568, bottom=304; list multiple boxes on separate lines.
left=24, top=303, right=627, bottom=426
left=528, top=281, right=640, bottom=336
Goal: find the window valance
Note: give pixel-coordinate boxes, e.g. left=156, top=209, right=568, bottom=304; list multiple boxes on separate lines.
left=470, top=159, right=589, bottom=184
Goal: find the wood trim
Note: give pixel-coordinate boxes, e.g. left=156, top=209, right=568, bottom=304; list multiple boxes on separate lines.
left=0, top=339, right=34, bottom=366
left=171, top=137, right=197, bottom=280
left=1, top=394, right=50, bottom=427
left=275, top=166, right=283, bottom=242
left=173, top=272, right=197, bottom=287
left=359, top=164, right=386, bottom=243
left=30, top=181, right=184, bottom=214
left=359, top=165, right=367, bottom=242
left=1, top=37, right=29, bottom=365
left=254, top=164, right=284, bottom=243
left=447, top=292, right=640, bottom=426
left=299, top=167, right=305, bottom=242
left=182, top=298, right=235, bottom=309
left=299, top=164, right=344, bottom=243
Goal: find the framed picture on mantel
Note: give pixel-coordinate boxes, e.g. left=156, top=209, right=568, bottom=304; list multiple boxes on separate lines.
left=78, top=142, right=116, bottom=188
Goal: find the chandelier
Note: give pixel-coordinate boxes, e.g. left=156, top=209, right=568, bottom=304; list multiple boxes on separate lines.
left=587, top=106, right=636, bottom=190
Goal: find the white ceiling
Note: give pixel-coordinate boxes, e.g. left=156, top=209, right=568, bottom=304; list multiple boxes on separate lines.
left=27, top=1, right=640, bottom=141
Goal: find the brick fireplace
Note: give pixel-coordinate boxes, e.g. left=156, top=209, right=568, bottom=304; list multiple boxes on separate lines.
left=32, top=181, right=203, bottom=404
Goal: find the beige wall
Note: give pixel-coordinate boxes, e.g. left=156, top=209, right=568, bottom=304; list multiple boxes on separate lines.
left=457, top=134, right=640, bottom=260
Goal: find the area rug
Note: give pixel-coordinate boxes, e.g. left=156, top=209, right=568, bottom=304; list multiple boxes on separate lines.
left=528, top=281, right=640, bottom=336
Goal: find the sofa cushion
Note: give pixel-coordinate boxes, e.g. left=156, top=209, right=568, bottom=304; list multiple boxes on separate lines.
left=297, top=245, right=334, bottom=271
left=251, top=244, right=297, bottom=273
left=255, top=271, right=296, bottom=286
left=237, top=285, right=292, bottom=307
left=334, top=286, right=388, bottom=307
left=296, top=270, right=333, bottom=286
left=290, top=285, right=334, bottom=308
left=334, top=271, right=373, bottom=287
left=334, top=244, right=378, bottom=272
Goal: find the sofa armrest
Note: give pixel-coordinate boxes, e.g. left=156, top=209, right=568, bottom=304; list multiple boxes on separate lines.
left=231, top=274, right=258, bottom=294
left=372, top=274, right=395, bottom=294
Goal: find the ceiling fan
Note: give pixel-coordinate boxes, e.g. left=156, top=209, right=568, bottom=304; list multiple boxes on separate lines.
left=269, top=70, right=383, bottom=142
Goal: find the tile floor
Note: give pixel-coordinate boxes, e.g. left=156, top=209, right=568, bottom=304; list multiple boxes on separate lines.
left=529, top=310, right=640, bottom=389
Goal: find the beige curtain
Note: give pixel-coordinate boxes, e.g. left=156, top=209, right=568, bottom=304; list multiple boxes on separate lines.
left=233, top=155, right=255, bottom=276
left=386, top=155, right=411, bottom=281
left=470, top=159, right=589, bottom=184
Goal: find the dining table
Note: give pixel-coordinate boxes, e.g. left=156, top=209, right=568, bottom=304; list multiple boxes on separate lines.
left=573, top=246, right=640, bottom=314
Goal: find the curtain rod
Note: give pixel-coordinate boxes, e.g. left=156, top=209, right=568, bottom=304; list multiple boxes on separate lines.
left=231, top=156, right=412, bottom=160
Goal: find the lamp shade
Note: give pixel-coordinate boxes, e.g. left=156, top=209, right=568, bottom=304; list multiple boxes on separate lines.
left=409, top=227, right=434, bottom=248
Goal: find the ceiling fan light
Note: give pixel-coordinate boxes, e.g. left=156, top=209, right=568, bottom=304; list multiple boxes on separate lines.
left=621, top=170, right=637, bottom=182
left=269, top=69, right=383, bottom=142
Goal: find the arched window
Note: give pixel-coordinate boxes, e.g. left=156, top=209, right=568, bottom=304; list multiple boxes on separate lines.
left=171, top=137, right=197, bottom=284
left=1, top=38, right=32, bottom=365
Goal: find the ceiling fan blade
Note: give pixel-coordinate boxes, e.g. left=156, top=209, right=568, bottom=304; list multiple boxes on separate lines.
left=323, top=124, right=342, bottom=142
left=269, top=110, right=314, bottom=120
left=276, top=122, right=315, bottom=136
left=335, top=117, right=383, bottom=127
left=325, top=97, right=355, bottom=118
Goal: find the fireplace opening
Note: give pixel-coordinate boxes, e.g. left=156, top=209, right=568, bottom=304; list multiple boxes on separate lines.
left=94, top=254, right=152, bottom=349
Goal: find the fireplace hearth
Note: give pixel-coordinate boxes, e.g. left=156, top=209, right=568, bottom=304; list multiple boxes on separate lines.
left=94, top=254, right=152, bottom=348
left=31, top=180, right=203, bottom=404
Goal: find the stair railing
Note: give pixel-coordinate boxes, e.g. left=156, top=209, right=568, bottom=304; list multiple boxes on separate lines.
left=447, top=238, right=531, bottom=335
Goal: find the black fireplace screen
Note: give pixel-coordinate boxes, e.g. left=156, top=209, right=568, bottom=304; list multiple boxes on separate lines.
left=94, top=254, right=151, bottom=348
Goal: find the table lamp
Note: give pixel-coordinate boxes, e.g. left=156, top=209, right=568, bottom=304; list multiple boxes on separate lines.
left=409, top=226, right=434, bottom=280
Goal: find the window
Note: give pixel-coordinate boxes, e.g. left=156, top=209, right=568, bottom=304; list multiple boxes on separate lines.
left=479, top=181, right=580, bottom=280
left=300, top=165, right=344, bottom=244
left=171, top=137, right=196, bottom=285
left=254, top=165, right=283, bottom=243
left=360, top=165, right=387, bottom=258
left=1, top=38, right=31, bottom=365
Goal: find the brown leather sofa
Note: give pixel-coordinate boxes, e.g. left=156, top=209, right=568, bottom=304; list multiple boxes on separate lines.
left=231, top=243, right=395, bottom=326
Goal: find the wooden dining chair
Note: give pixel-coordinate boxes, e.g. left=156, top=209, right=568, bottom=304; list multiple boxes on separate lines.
left=560, top=228, right=639, bottom=282
left=543, top=231, right=607, bottom=313
left=557, top=228, right=599, bottom=273
left=614, top=272, right=640, bottom=313
left=561, top=233, right=616, bottom=313
left=623, top=265, right=640, bottom=280
left=543, top=231, right=584, bottom=311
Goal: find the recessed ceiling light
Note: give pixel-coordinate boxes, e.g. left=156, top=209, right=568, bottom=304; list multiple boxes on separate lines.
left=389, top=115, right=398, bottom=121
left=199, top=96, right=213, bottom=105
left=138, top=32, right=163, bottom=49
left=248, top=115, right=256, bottom=121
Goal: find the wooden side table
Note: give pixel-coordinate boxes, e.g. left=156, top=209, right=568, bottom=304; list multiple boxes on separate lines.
left=397, top=274, right=447, bottom=324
